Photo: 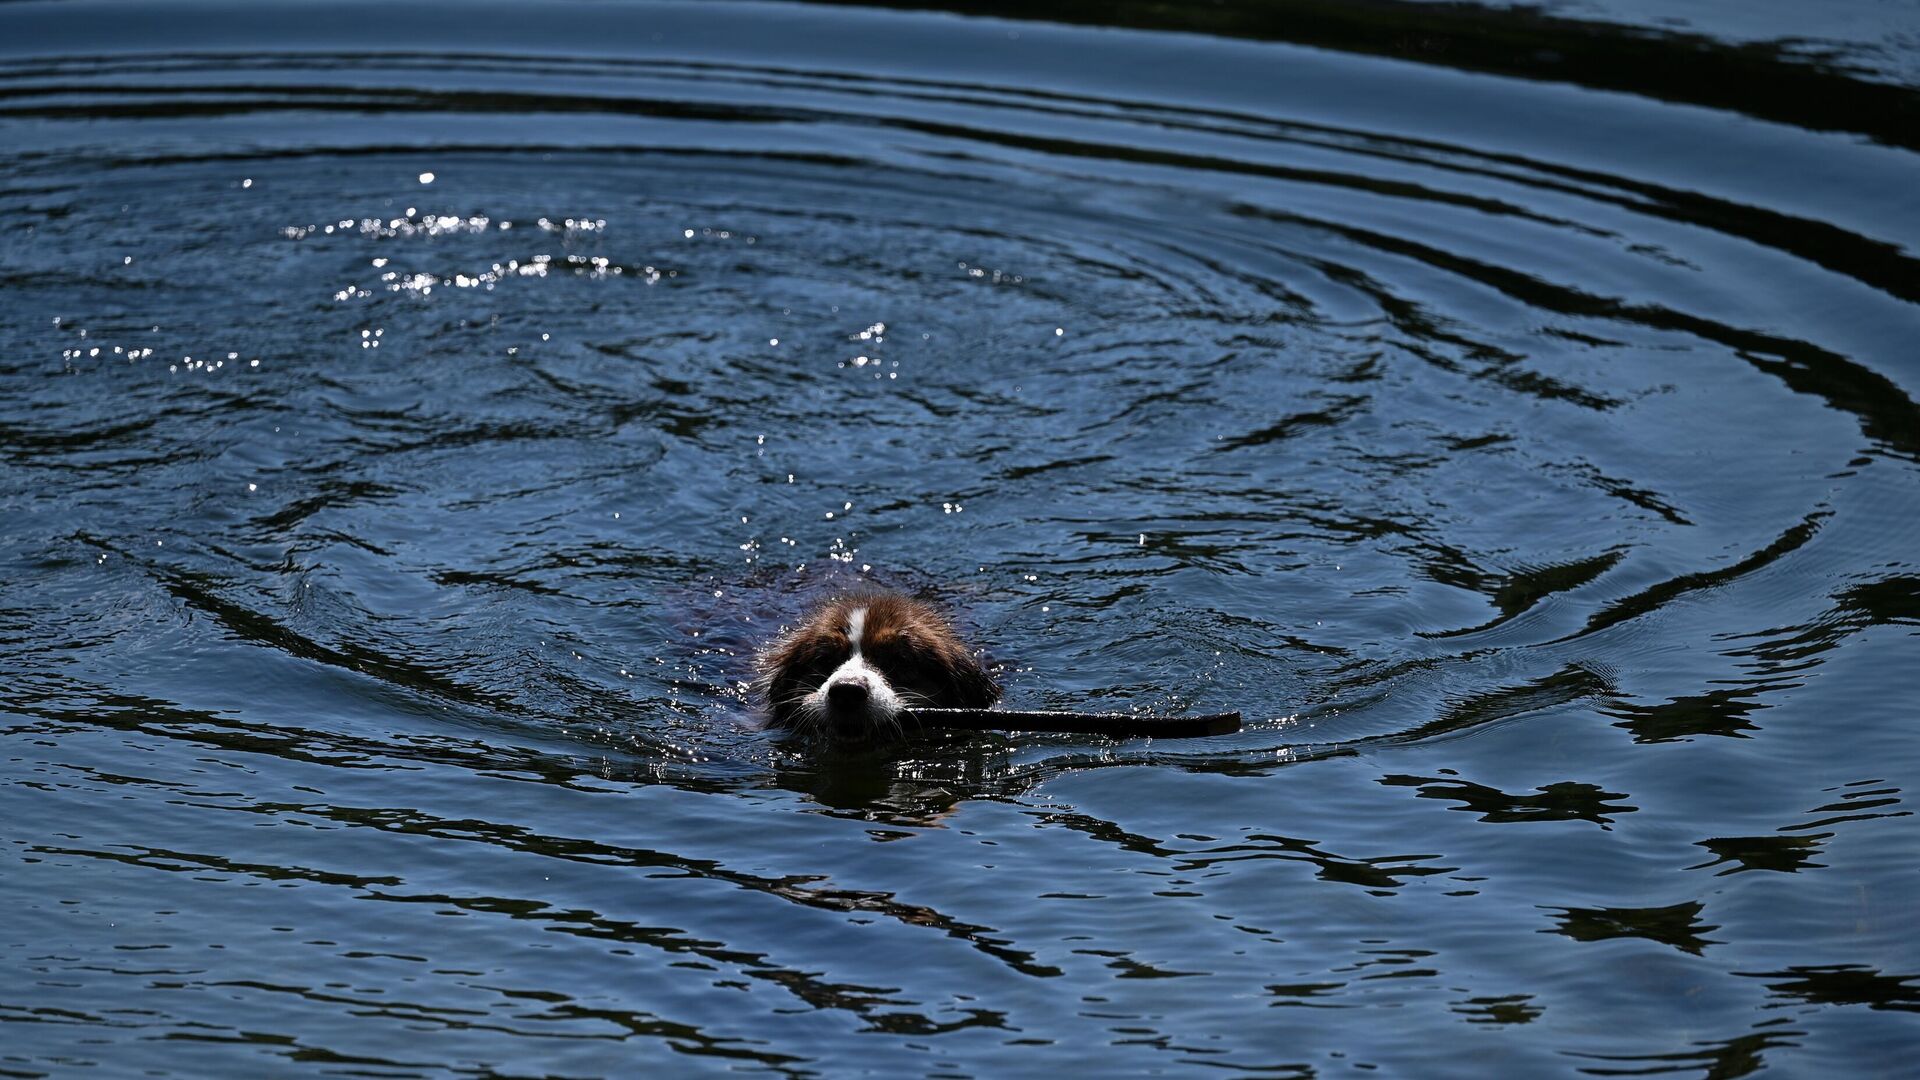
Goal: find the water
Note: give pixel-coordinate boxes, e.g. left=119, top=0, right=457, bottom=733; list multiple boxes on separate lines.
left=4, top=1, right=1918, bottom=1074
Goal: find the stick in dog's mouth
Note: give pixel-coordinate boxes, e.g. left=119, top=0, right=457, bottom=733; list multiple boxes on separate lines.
left=758, top=590, right=1237, bottom=741
left=903, top=707, right=1240, bottom=738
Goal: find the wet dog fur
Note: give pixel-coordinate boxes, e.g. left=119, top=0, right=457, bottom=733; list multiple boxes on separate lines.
left=758, top=591, right=998, bottom=741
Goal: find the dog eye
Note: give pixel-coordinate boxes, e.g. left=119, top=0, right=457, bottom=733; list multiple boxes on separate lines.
left=800, top=638, right=849, bottom=673
left=870, top=637, right=928, bottom=674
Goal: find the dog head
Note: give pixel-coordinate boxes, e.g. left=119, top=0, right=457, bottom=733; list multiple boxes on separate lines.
left=759, top=592, right=998, bottom=740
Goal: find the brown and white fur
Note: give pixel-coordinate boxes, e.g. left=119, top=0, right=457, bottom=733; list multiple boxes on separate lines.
left=758, top=591, right=998, bottom=740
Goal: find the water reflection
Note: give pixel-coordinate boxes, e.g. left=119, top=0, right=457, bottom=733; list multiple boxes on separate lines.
left=1450, top=993, right=1542, bottom=1025
left=1544, top=900, right=1720, bottom=955
left=1566, top=1023, right=1805, bottom=1079
left=1689, top=834, right=1828, bottom=876
left=1382, top=773, right=1636, bottom=827
left=1741, top=965, right=1920, bottom=1013
left=1603, top=686, right=1776, bottom=743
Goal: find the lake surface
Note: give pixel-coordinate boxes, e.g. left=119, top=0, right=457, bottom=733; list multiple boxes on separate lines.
left=3, top=1, right=1918, bottom=1075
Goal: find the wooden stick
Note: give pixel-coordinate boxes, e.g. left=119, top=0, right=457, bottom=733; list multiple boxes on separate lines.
left=904, top=707, right=1241, bottom=738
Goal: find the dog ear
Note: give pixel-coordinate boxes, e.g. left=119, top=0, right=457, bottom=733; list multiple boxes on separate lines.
left=950, top=655, right=1001, bottom=708
left=756, top=633, right=814, bottom=723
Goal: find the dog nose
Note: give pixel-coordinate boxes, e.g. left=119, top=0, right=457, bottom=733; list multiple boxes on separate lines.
left=826, top=677, right=870, bottom=709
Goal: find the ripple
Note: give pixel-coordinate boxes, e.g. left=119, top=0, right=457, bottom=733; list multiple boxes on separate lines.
left=5, top=1, right=1920, bottom=1076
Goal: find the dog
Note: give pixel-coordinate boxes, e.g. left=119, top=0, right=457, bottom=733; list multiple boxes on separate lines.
left=759, top=591, right=998, bottom=740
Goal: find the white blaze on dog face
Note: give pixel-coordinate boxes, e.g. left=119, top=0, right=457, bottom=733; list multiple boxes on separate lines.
left=807, top=606, right=905, bottom=728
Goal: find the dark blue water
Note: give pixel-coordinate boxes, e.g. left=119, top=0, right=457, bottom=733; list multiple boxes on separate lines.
left=4, top=1, right=1918, bottom=1075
